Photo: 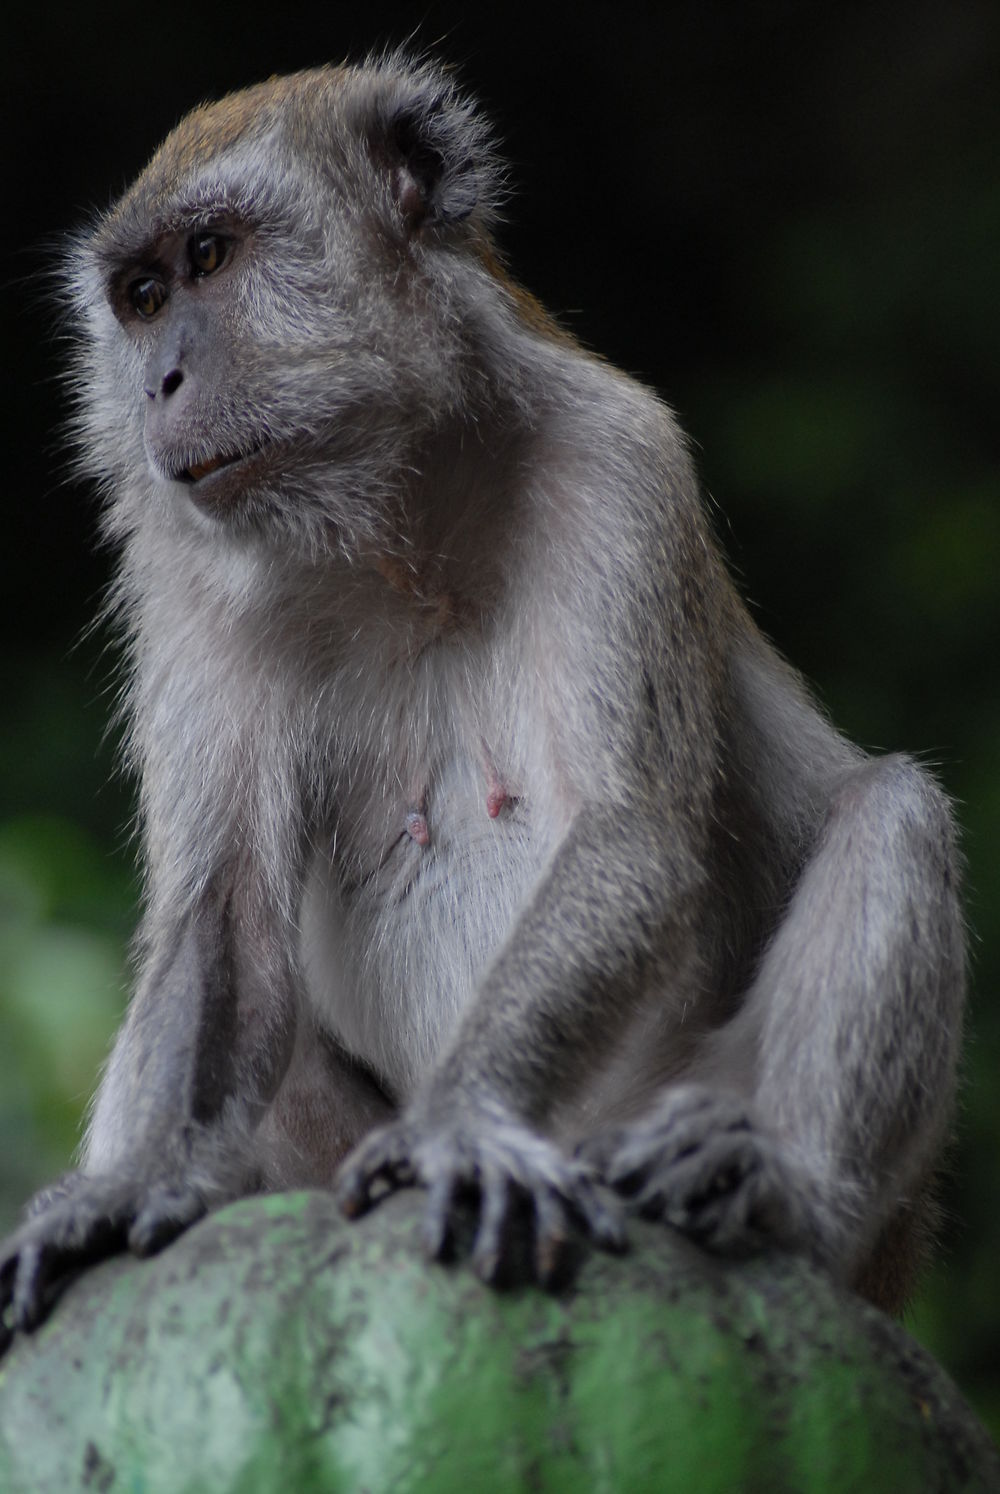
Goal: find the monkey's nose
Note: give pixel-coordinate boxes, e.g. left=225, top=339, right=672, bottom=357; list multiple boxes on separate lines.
left=145, top=368, right=184, bottom=400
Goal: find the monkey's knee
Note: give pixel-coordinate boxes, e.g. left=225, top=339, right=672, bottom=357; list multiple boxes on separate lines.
left=831, top=752, right=959, bottom=860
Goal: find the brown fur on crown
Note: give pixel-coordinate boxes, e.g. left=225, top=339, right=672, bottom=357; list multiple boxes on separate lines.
left=96, top=70, right=337, bottom=257
left=97, top=58, right=501, bottom=266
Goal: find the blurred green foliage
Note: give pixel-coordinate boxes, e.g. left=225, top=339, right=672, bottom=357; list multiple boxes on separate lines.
left=0, top=802, right=133, bottom=1221
left=684, top=153, right=1000, bottom=1441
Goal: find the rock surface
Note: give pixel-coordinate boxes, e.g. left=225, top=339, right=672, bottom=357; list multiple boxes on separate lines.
left=0, top=1190, right=997, bottom=1492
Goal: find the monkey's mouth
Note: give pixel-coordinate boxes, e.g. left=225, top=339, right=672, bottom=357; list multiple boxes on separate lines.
left=175, top=442, right=267, bottom=484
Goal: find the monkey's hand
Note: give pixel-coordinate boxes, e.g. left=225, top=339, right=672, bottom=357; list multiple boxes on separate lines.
left=579, top=1084, right=830, bottom=1263
left=336, top=1105, right=626, bottom=1287
left=0, top=1169, right=210, bottom=1350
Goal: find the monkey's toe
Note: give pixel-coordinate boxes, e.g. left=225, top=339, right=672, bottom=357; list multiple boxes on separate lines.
left=582, top=1086, right=813, bottom=1257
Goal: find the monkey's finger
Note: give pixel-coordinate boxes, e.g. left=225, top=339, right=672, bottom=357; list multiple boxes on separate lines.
left=422, top=1170, right=460, bottom=1262
left=609, top=1141, right=682, bottom=1194
left=129, top=1187, right=203, bottom=1256
left=336, top=1163, right=378, bottom=1218
left=620, top=1102, right=753, bottom=1180
left=11, top=1242, right=54, bottom=1333
left=470, top=1163, right=511, bottom=1283
left=565, top=1173, right=627, bottom=1254
left=340, top=1122, right=422, bottom=1217
left=128, top=1212, right=180, bottom=1257
left=574, top=1128, right=626, bottom=1176
left=0, top=1255, right=18, bottom=1351
left=336, top=1146, right=410, bottom=1217
left=532, top=1186, right=574, bottom=1287
left=631, top=1162, right=723, bottom=1220
left=12, top=1210, right=127, bottom=1332
left=655, top=1134, right=755, bottom=1206
left=0, top=1249, right=16, bottom=1298
left=23, top=1170, right=85, bottom=1221
left=633, top=1182, right=669, bottom=1220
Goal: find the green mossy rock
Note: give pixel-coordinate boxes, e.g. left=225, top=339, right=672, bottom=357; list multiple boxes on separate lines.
left=0, top=1191, right=996, bottom=1492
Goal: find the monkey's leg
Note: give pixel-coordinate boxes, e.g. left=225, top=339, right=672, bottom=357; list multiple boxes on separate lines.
left=583, top=754, right=964, bottom=1293
left=0, top=871, right=298, bottom=1344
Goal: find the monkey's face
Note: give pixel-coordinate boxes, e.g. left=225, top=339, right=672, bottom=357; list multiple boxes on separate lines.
left=107, top=219, right=273, bottom=510
left=66, top=63, right=503, bottom=554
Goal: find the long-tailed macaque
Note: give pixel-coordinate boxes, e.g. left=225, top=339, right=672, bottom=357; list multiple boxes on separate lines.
left=0, top=55, right=965, bottom=1341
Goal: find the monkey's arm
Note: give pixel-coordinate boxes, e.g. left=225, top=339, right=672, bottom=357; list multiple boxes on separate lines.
left=0, top=870, right=298, bottom=1342
left=337, top=780, right=706, bottom=1281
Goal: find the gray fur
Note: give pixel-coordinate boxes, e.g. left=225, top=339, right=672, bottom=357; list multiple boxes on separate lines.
left=0, top=54, right=964, bottom=1335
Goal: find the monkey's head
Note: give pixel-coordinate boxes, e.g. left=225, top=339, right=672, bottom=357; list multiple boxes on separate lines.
left=68, top=57, right=509, bottom=554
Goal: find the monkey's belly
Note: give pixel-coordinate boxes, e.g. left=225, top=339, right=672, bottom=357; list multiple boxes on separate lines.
left=299, top=785, right=546, bottom=1100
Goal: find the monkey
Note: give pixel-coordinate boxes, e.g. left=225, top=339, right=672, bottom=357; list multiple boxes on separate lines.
left=0, top=54, right=965, bottom=1344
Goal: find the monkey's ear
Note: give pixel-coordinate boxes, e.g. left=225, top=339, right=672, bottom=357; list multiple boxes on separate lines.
left=389, top=93, right=478, bottom=228
left=357, top=58, right=501, bottom=232
left=382, top=76, right=484, bottom=230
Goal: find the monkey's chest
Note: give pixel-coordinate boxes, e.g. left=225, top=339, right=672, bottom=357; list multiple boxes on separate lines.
left=298, top=750, right=549, bottom=1099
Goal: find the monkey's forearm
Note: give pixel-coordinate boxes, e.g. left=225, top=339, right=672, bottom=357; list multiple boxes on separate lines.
left=84, top=869, right=297, bottom=1179
left=419, top=801, right=702, bottom=1125
left=334, top=799, right=698, bottom=1273
left=0, top=870, right=301, bottom=1338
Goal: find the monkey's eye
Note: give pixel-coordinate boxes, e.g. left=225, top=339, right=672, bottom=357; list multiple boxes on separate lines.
left=188, top=233, right=229, bottom=277
left=129, top=277, right=168, bottom=320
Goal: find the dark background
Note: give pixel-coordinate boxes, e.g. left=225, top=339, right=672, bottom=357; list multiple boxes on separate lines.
left=2, top=0, right=998, bottom=1436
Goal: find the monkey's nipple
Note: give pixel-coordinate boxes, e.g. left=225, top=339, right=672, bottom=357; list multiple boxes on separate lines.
left=405, top=807, right=430, bottom=846
left=483, top=755, right=519, bottom=819
left=486, top=785, right=510, bottom=818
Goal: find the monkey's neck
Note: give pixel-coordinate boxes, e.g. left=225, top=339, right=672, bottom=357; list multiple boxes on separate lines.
left=371, top=552, right=468, bottom=635
left=365, top=406, right=529, bottom=638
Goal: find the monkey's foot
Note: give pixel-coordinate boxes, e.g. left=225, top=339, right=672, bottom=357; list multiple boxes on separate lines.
left=0, top=1170, right=208, bottom=1349
left=579, top=1085, right=821, bottom=1259
left=336, top=1111, right=625, bottom=1287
